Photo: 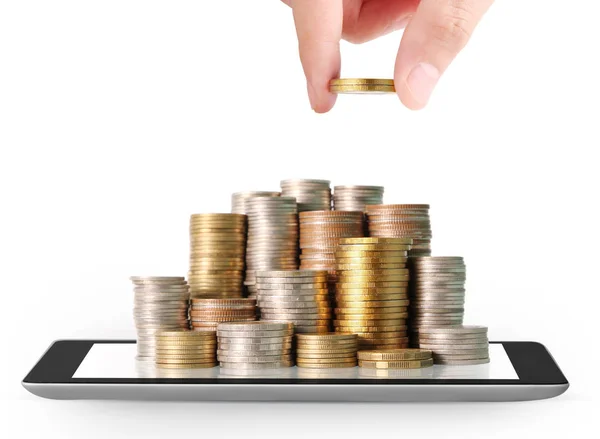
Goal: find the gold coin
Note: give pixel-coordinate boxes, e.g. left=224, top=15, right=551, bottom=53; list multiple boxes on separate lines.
left=335, top=309, right=408, bottom=316
left=339, top=237, right=412, bottom=245
left=295, top=333, right=357, bottom=341
left=330, top=85, right=395, bottom=93
left=296, top=348, right=357, bottom=355
left=358, top=358, right=434, bottom=369
left=156, top=353, right=216, bottom=360
left=336, top=256, right=408, bottom=263
left=335, top=300, right=410, bottom=308
left=337, top=244, right=410, bottom=251
left=336, top=264, right=409, bottom=271
left=330, top=78, right=395, bottom=87
left=156, top=358, right=218, bottom=365
left=358, top=349, right=432, bottom=361
left=335, top=313, right=408, bottom=321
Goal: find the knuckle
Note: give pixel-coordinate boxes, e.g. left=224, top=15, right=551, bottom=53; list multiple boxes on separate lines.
left=429, top=3, right=473, bottom=52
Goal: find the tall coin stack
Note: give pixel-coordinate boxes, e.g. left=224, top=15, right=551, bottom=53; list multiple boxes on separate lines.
left=408, top=256, right=466, bottom=342
left=131, top=276, right=190, bottom=361
left=296, top=333, right=358, bottom=368
left=413, top=326, right=490, bottom=365
left=244, top=197, right=299, bottom=298
left=217, top=322, right=294, bottom=370
left=231, top=191, right=281, bottom=214
left=256, top=270, right=331, bottom=333
left=299, top=211, right=365, bottom=299
left=188, top=213, right=247, bottom=299
left=334, top=238, right=412, bottom=350
left=155, top=330, right=217, bottom=369
left=280, top=179, right=332, bottom=212
left=366, top=204, right=432, bottom=256
left=189, top=298, right=257, bottom=332
left=333, top=185, right=384, bottom=212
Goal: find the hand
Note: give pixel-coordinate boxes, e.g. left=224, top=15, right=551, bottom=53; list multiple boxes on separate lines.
left=281, top=0, right=494, bottom=113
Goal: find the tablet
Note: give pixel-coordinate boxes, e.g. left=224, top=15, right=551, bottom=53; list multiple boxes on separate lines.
left=22, top=340, right=568, bottom=402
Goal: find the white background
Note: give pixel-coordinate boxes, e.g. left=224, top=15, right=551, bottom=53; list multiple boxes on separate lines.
left=1, top=0, right=598, bottom=437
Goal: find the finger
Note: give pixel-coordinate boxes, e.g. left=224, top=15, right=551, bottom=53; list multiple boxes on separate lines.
left=343, top=0, right=419, bottom=44
left=291, top=0, right=343, bottom=113
left=394, top=0, right=494, bottom=110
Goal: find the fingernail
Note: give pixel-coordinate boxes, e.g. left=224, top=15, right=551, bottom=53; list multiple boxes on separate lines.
left=307, top=82, right=317, bottom=111
left=406, top=63, right=440, bottom=107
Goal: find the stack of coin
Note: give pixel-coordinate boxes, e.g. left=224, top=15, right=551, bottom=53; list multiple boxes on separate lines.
left=357, top=348, right=434, bottom=369
left=256, top=270, right=331, bottom=333
left=131, top=276, right=190, bottom=361
left=244, top=197, right=299, bottom=298
left=299, top=211, right=365, bottom=271
left=188, top=214, right=247, bottom=298
left=155, top=330, right=217, bottom=369
left=189, top=298, right=257, bottom=331
left=231, top=191, right=281, bottom=214
left=366, top=204, right=432, bottom=257
left=280, top=179, right=331, bottom=212
left=414, top=326, right=490, bottom=365
left=296, top=333, right=358, bottom=368
left=329, top=78, right=396, bottom=94
left=408, top=257, right=466, bottom=340
left=334, top=238, right=412, bottom=349
left=333, top=185, right=384, bottom=212
left=217, top=322, right=294, bottom=370
left=299, top=211, right=365, bottom=299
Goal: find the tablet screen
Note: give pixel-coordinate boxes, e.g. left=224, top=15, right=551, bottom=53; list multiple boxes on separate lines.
left=73, top=343, right=518, bottom=379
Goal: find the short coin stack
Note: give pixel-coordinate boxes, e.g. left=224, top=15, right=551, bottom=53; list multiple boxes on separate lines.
left=280, top=179, right=332, bottom=212
left=217, top=322, right=294, bottom=370
left=244, top=197, right=299, bottom=298
left=409, top=257, right=466, bottom=340
left=414, top=326, right=490, bottom=365
left=188, top=214, right=247, bottom=298
left=131, top=276, right=190, bottom=361
left=357, top=348, right=434, bottom=369
left=256, top=270, right=331, bottom=333
left=155, top=330, right=217, bottom=369
left=296, top=333, right=358, bottom=368
left=231, top=191, right=280, bottom=214
left=329, top=78, right=396, bottom=94
left=333, top=185, right=384, bottom=212
left=366, top=204, right=432, bottom=257
left=334, top=238, right=412, bottom=350
left=189, top=298, right=257, bottom=332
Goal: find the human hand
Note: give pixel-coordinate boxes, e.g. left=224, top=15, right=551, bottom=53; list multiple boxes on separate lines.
left=281, top=0, right=494, bottom=113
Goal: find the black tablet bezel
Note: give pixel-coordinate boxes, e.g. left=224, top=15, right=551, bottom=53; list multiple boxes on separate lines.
left=23, top=340, right=568, bottom=386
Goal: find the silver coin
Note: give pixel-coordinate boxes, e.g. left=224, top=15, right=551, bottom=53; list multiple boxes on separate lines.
left=216, top=330, right=292, bottom=338
left=217, top=354, right=293, bottom=363
left=218, top=343, right=292, bottom=352
left=418, top=345, right=489, bottom=353
left=217, top=322, right=291, bottom=331
left=417, top=325, right=487, bottom=335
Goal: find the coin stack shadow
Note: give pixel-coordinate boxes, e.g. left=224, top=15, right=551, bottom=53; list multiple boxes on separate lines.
left=188, top=214, right=247, bottom=299
left=366, top=204, right=432, bottom=257
left=280, top=179, right=332, bottom=212
left=357, top=348, right=434, bottom=370
left=413, top=326, right=490, bottom=365
left=216, top=322, right=294, bottom=370
left=299, top=211, right=365, bottom=303
left=244, top=197, right=299, bottom=299
left=334, top=237, right=413, bottom=350
left=131, top=276, right=190, bottom=361
left=295, top=333, right=358, bottom=368
left=155, top=330, right=217, bottom=369
left=189, top=298, right=257, bottom=332
left=333, top=185, right=384, bottom=212
left=231, top=191, right=281, bottom=214
left=256, top=270, right=331, bottom=334
left=408, top=257, right=466, bottom=344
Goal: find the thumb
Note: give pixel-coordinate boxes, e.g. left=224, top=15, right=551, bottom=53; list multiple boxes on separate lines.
left=394, top=0, right=494, bottom=110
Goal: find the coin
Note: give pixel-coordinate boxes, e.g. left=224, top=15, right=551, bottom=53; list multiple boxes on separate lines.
left=358, top=358, right=434, bottom=369
left=357, top=349, right=432, bottom=361
left=219, top=361, right=293, bottom=369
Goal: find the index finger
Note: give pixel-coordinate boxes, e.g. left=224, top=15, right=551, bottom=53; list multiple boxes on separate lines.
left=290, top=0, right=343, bottom=113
